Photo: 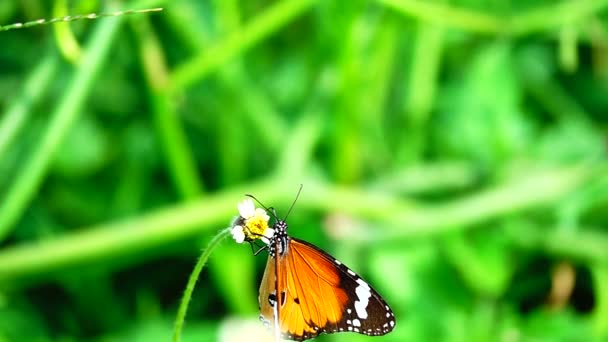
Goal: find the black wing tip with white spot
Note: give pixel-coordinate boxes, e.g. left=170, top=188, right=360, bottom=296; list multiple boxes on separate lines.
left=289, top=238, right=397, bottom=340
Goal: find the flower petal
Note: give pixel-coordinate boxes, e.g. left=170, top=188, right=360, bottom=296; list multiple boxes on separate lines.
left=263, top=227, right=275, bottom=239
left=254, top=208, right=270, bottom=222
left=237, top=199, right=256, bottom=218
left=231, top=225, right=245, bottom=244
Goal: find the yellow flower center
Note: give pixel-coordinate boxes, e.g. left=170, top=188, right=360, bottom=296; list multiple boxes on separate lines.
left=244, top=216, right=269, bottom=240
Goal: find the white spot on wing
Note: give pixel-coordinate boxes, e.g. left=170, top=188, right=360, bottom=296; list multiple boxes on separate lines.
left=352, top=319, right=361, bottom=327
left=354, top=278, right=371, bottom=319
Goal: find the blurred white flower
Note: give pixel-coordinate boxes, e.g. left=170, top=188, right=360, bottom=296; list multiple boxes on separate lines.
left=218, top=316, right=274, bottom=342
left=231, top=199, right=273, bottom=244
left=231, top=225, right=245, bottom=244
left=237, top=199, right=256, bottom=219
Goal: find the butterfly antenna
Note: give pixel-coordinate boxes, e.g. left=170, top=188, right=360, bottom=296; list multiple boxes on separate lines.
left=283, top=184, right=303, bottom=221
left=245, top=194, right=280, bottom=221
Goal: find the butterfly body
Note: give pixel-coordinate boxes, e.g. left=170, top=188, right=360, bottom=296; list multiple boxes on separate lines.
left=258, top=218, right=396, bottom=341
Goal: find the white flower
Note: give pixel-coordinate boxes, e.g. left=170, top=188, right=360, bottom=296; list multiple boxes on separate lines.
left=237, top=199, right=256, bottom=219
left=232, top=198, right=272, bottom=244
left=231, top=225, right=245, bottom=244
left=219, top=316, right=270, bottom=342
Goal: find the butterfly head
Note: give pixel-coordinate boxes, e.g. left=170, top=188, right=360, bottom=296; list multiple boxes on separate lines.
left=231, top=199, right=275, bottom=244
left=273, top=219, right=288, bottom=235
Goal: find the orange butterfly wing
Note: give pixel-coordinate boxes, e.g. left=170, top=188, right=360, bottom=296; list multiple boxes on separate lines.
left=259, top=238, right=395, bottom=341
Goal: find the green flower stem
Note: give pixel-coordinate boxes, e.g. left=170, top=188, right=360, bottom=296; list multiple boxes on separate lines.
left=379, top=0, right=502, bottom=34
left=173, top=227, right=231, bottom=342
left=169, top=0, right=316, bottom=91
left=0, top=13, right=123, bottom=242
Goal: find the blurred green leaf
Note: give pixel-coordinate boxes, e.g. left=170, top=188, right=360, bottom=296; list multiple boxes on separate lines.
left=52, top=115, right=110, bottom=178
left=435, top=42, right=531, bottom=167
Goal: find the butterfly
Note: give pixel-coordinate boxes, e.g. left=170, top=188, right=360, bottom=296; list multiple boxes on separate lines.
left=230, top=192, right=396, bottom=341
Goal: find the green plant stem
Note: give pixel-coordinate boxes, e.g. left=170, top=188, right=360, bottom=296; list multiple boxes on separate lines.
left=399, top=19, right=444, bottom=162
left=134, top=15, right=204, bottom=197
left=559, top=24, right=578, bottom=73
left=274, top=110, right=323, bottom=180
left=169, top=0, right=316, bottom=91
left=165, top=2, right=288, bottom=152
left=173, top=227, right=231, bottom=342
left=591, top=264, right=608, bottom=337
left=407, top=21, right=443, bottom=124
left=0, top=13, right=123, bottom=242
left=370, top=162, right=476, bottom=195
left=0, top=54, right=58, bottom=158
left=507, top=222, right=608, bottom=266
left=53, top=0, right=82, bottom=64
left=379, top=0, right=503, bottom=34
left=0, top=164, right=598, bottom=285
left=379, top=0, right=608, bottom=36
left=509, top=0, right=608, bottom=35
left=525, top=75, right=591, bottom=122
left=0, top=179, right=280, bottom=285
left=303, top=165, right=594, bottom=239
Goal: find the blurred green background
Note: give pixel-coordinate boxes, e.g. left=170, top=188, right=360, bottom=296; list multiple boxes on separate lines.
left=0, top=0, right=607, bottom=341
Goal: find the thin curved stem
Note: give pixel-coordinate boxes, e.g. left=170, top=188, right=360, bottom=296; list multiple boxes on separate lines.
left=173, top=227, right=231, bottom=342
